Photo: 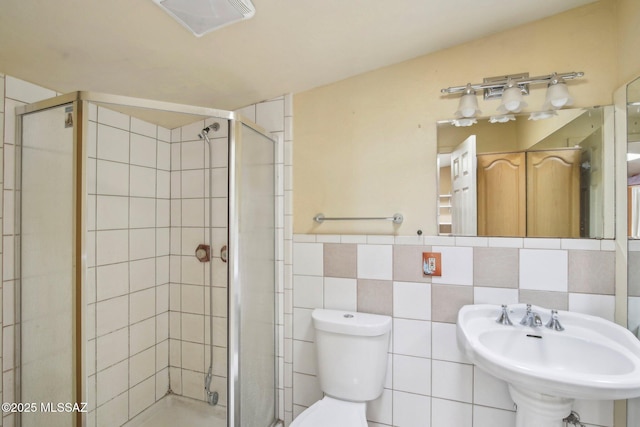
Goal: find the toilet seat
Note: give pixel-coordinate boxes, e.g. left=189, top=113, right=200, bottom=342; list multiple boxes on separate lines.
left=290, top=396, right=368, bottom=427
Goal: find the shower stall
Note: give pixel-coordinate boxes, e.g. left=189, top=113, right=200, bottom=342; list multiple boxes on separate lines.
left=13, top=92, right=281, bottom=427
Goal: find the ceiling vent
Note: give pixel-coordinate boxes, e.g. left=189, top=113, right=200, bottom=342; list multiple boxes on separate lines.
left=153, top=0, right=256, bottom=37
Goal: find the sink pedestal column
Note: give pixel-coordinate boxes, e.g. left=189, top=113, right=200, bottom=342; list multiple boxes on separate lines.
left=508, top=385, right=574, bottom=427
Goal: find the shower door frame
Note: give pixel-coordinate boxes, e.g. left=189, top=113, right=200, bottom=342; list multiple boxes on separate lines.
left=14, top=92, right=87, bottom=427
left=227, top=118, right=279, bottom=427
left=14, top=91, right=281, bottom=427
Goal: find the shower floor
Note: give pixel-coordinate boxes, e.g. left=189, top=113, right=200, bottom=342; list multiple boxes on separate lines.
left=123, top=394, right=226, bottom=427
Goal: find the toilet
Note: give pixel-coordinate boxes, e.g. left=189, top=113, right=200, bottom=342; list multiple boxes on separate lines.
left=291, top=309, right=392, bottom=427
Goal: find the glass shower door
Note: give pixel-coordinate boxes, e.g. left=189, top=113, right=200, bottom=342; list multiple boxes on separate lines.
left=228, top=121, right=276, bottom=427
left=18, top=103, right=79, bottom=427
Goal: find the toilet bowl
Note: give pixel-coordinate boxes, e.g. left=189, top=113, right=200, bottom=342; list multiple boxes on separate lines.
left=290, top=309, right=392, bottom=427
left=290, top=396, right=367, bottom=427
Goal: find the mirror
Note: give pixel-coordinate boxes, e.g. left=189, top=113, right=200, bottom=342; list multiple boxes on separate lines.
left=627, top=76, right=640, bottom=427
left=437, top=106, right=614, bottom=238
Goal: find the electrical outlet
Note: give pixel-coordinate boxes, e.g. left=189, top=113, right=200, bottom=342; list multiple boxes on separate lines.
left=422, top=252, right=442, bottom=276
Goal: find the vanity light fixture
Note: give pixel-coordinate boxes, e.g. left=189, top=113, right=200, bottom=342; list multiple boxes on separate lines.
left=498, top=78, right=528, bottom=113
left=441, top=71, right=584, bottom=125
left=455, top=84, right=482, bottom=118
left=543, top=73, right=574, bottom=110
left=528, top=110, right=558, bottom=121
left=449, top=118, right=477, bottom=127
left=489, top=114, right=516, bottom=124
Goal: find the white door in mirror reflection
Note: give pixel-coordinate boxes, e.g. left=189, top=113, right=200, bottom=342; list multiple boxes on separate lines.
left=631, top=186, right=640, bottom=238
left=451, top=135, right=477, bottom=236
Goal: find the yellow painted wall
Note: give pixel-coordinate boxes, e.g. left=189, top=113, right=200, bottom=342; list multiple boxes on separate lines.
left=618, top=0, right=640, bottom=85
left=294, top=0, right=620, bottom=235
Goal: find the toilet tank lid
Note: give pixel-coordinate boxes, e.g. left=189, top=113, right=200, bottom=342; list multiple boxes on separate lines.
left=312, top=309, right=392, bottom=337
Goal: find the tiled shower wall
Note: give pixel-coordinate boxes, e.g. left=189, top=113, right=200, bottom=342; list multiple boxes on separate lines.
left=169, top=97, right=293, bottom=418
left=292, top=235, right=617, bottom=427
left=85, top=104, right=172, bottom=426
left=167, top=118, right=230, bottom=404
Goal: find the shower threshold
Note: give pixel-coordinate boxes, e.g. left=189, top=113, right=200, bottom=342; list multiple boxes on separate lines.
left=123, top=394, right=226, bottom=427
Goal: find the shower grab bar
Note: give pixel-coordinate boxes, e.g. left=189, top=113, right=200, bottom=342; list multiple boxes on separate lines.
left=313, top=213, right=403, bottom=224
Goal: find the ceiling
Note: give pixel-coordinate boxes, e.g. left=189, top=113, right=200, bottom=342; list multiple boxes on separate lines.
left=0, top=0, right=597, bottom=111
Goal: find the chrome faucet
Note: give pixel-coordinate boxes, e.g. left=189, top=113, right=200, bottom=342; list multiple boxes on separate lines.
left=520, top=304, right=542, bottom=327
left=496, top=304, right=513, bottom=325
left=545, top=309, right=564, bottom=331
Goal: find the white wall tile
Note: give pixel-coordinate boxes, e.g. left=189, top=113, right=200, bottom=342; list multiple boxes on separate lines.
left=130, top=228, right=156, bottom=260
left=130, top=258, right=156, bottom=292
left=181, top=341, right=204, bottom=372
left=130, top=288, right=156, bottom=323
left=96, top=391, right=129, bottom=427
left=96, top=328, right=129, bottom=371
left=131, top=117, right=157, bottom=138
left=293, top=243, right=324, bottom=276
left=96, top=295, right=128, bottom=337
left=181, top=198, right=204, bottom=227
left=324, top=277, right=357, bottom=311
left=432, top=398, right=472, bottom=427
left=130, top=166, right=156, bottom=198
left=293, top=275, right=323, bottom=309
left=431, top=360, right=473, bottom=403
left=256, top=100, right=285, bottom=132
left=96, top=262, right=129, bottom=301
left=393, top=281, right=431, bottom=320
left=431, top=322, right=467, bottom=363
left=367, top=388, right=392, bottom=425
left=357, top=244, right=393, bottom=280
left=473, top=405, right=516, bottom=427
left=130, top=347, right=155, bottom=386
left=96, top=196, right=129, bottom=230
left=392, top=390, right=430, bottom=427
left=432, top=246, right=473, bottom=286
left=473, top=368, right=513, bottom=411
left=393, top=354, right=430, bottom=395
left=96, top=359, right=128, bottom=405
left=181, top=284, right=204, bottom=314
left=129, top=376, right=156, bottom=418
left=97, top=160, right=129, bottom=196
left=292, top=373, right=322, bottom=407
left=292, top=308, right=314, bottom=342
left=568, top=293, right=615, bottom=322
left=130, top=133, right=157, bottom=168
left=130, top=317, right=156, bottom=355
left=293, top=340, right=317, bottom=375
left=473, top=287, right=519, bottom=305
left=129, top=197, right=156, bottom=228
left=519, top=249, right=568, bottom=292
left=98, top=106, right=130, bottom=130
left=393, top=318, right=431, bottom=358
left=96, top=230, right=129, bottom=266
left=97, top=124, right=129, bottom=163
left=157, top=141, right=171, bottom=170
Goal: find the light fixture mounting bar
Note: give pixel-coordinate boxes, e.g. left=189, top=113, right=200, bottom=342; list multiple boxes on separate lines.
left=440, top=71, right=584, bottom=95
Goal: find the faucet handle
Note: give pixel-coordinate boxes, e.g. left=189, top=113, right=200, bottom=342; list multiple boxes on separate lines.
left=496, top=304, right=513, bottom=326
left=545, top=309, right=564, bottom=331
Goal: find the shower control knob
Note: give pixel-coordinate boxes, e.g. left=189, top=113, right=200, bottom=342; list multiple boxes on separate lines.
left=195, top=244, right=211, bottom=262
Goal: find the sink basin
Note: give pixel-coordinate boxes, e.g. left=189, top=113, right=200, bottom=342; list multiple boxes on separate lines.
left=457, top=304, right=640, bottom=427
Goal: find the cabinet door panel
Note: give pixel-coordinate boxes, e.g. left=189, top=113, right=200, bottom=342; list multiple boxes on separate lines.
left=527, top=149, right=581, bottom=237
left=477, top=152, right=526, bottom=237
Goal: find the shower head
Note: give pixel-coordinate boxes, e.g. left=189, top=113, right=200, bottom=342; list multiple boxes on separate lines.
left=198, top=122, right=221, bottom=139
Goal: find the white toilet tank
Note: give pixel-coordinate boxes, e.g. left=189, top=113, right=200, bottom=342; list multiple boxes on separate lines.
left=312, top=309, right=392, bottom=402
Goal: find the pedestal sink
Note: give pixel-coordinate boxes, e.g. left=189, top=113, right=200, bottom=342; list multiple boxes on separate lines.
left=457, top=304, right=640, bottom=427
